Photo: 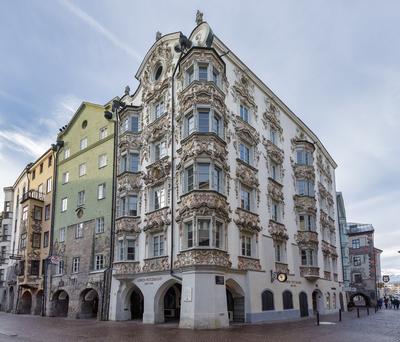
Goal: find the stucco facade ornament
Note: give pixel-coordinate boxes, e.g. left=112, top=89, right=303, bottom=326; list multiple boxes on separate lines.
left=113, top=261, right=141, bottom=276
left=263, top=138, right=284, bottom=165
left=293, top=195, right=317, bottom=214
left=318, top=182, right=334, bottom=205
left=237, top=256, right=261, bottom=271
left=142, top=256, right=170, bottom=272
left=195, top=10, right=204, bottom=25
left=293, top=164, right=315, bottom=181
left=53, top=241, right=66, bottom=257
left=231, top=67, right=257, bottom=115
left=263, top=96, right=283, bottom=134
left=177, top=191, right=230, bottom=221
left=141, top=41, right=173, bottom=102
left=316, top=153, right=333, bottom=183
left=236, top=162, right=259, bottom=189
left=319, top=209, right=329, bottom=229
left=290, top=131, right=315, bottom=153
left=115, top=217, right=141, bottom=236
left=232, top=114, right=260, bottom=147
left=295, top=231, right=319, bottom=248
left=275, top=262, right=289, bottom=274
left=268, top=179, right=284, bottom=203
left=143, top=158, right=171, bottom=186
left=177, top=134, right=228, bottom=171
left=174, top=249, right=232, bottom=269
left=143, top=207, right=171, bottom=233
left=117, top=173, right=142, bottom=192
left=300, top=266, right=320, bottom=278
left=268, top=220, right=288, bottom=241
left=143, top=112, right=171, bottom=144
left=234, top=208, right=261, bottom=233
left=119, top=132, right=142, bottom=152
left=321, top=240, right=331, bottom=255
left=177, top=82, right=227, bottom=120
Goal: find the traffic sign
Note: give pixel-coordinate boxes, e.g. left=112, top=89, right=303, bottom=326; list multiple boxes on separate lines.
left=382, top=275, right=390, bottom=283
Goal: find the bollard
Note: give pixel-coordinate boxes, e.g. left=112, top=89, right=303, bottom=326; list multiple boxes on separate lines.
left=317, top=310, right=320, bottom=326
left=367, top=306, right=369, bottom=315
left=339, top=308, right=342, bottom=322
left=357, top=307, right=360, bottom=318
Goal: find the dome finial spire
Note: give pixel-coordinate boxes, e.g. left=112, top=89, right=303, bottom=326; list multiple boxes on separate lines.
left=196, top=10, right=203, bottom=25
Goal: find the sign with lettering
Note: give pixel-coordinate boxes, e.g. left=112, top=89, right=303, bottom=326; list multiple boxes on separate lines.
left=382, top=275, right=390, bottom=283
left=215, top=275, right=225, bottom=285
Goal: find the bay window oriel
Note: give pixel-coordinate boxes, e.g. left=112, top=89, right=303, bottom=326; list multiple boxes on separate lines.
left=185, top=61, right=221, bottom=87
left=182, top=160, right=224, bottom=194
left=181, top=217, right=225, bottom=250
left=183, top=107, right=223, bottom=138
left=120, top=152, right=140, bottom=173
left=118, top=237, right=137, bottom=261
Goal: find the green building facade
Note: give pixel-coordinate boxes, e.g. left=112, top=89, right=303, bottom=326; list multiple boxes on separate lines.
left=48, top=102, right=114, bottom=319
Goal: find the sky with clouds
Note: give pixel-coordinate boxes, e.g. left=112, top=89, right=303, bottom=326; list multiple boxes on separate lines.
left=0, top=0, right=399, bottom=279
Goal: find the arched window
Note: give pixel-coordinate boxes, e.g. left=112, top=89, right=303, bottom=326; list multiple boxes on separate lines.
left=282, top=290, right=293, bottom=310
left=326, top=292, right=331, bottom=310
left=261, top=290, right=274, bottom=311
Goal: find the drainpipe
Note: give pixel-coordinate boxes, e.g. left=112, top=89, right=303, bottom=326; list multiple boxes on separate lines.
left=169, top=48, right=185, bottom=282
left=101, top=100, right=120, bottom=320
left=44, top=143, right=62, bottom=316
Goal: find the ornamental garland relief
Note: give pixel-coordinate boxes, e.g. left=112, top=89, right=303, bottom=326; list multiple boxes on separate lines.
left=174, top=249, right=232, bottom=269
left=293, top=195, right=317, bottom=214
left=142, top=256, right=170, bottom=273
left=143, top=207, right=171, bottom=234
left=263, top=96, right=283, bottom=135
left=113, top=261, right=141, bottom=275
left=231, top=67, right=258, bottom=116
left=115, top=217, right=141, bottom=236
left=268, top=220, right=289, bottom=241
left=237, top=256, right=261, bottom=271
left=117, top=173, right=142, bottom=192
left=263, top=138, right=284, bottom=165
left=142, top=159, right=171, bottom=186
left=234, top=208, right=261, bottom=234
left=295, top=231, right=319, bottom=248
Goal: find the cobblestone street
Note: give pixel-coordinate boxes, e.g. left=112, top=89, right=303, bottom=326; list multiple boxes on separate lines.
left=0, top=309, right=399, bottom=342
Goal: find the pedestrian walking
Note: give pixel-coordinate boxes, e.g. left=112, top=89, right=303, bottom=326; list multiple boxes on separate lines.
left=378, top=298, right=383, bottom=309
left=384, top=297, right=389, bottom=309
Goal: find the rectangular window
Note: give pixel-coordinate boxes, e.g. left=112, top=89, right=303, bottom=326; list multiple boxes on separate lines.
left=130, top=153, right=139, bottom=172
left=38, top=183, right=43, bottom=194
left=57, top=260, right=64, bottom=275
left=30, top=260, right=40, bottom=275
left=32, top=233, right=41, bottom=248
left=79, top=163, right=87, bottom=177
left=271, top=162, right=279, bottom=181
left=44, top=204, right=51, bottom=220
left=198, top=64, right=208, bottom=81
left=271, top=201, right=280, bottom=222
left=127, top=239, right=135, bottom=260
left=297, top=180, right=314, bottom=196
left=185, top=221, right=193, bottom=248
left=198, top=219, right=210, bottom=246
left=213, top=166, right=223, bottom=193
left=239, top=143, right=250, bottom=164
left=240, top=186, right=251, bottom=211
left=94, top=254, right=104, bottom=271
left=186, top=66, right=194, bottom=85
left=185, top=165, right=194, bottom=192
left=99, top=126, right=108, bottom=140
left=95, top=217, right=105, bottom=234
left=153, top=186, right=165, bottom=210
left=212, top=114, right=221, bottom=136
left=48, top=155, right=52, bottom=167
left=354, top=273, right=362, bottom=283
left=353, top=256, right=361, bottom=266
left=62, top=171, right=69, bottom=184
left=242, top=235, right=252, bottom=257
left=240, top=104, right=249, bottom=122
left=131, top=116, right=139, bottom=132
left=352, top=239, right=360, bottom=249
left=32, top=170, right=36, bottom=180
left=299, top=215, right=315, bottom=231
left=43, top=231, right=49, bottom=248
left=118, top=240, right=124, bottom=260
left=20, top=233, right=27, bottom=249
left=275, top=243, right=282, bottom=262
left=270, top=129, right=277, bottom=145
left=215, top=221, right=223, bottom=248
left=296, top=149, right=313, bottom=165
left=59, top=228, right=65, bottom=242
left=98, top=183, right=106, bottom=200
left=153, top=234, right=164, bottom=257
left=98, top=154, right=107, bottom=168
left=39, top=163, right=44, bottom=174
left=72, top=257, right=80, bottom=273
left=75, top=223, right=84, bottom=239
left=212, top=67, right=219, bottom=85
left=80, top=137, right=88, bottom=150
left=154, top=100, right=165, bottom=120
left=61, top=198, right=68, bottom=212
left=34, top=206, right=42, bottom=221
left=198, top=163, right=210, bottom=189
left=154, top=141, right=167, bottom=161
left=46, top=177, right=52, bottom=193
left=301, top=249, right=316, bottom=266
left=22, top=206, right=28, bottom=221
left=64, top=148, right=70, bottom=159
left=186, top=114, right=195, bottom=136
left=198, top=110, right=210, bottom=132
left=77, top=190, right=85, bottom=206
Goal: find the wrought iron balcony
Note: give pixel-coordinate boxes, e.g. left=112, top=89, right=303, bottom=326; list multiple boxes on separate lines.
left=21, top=190, right=44, bottom=203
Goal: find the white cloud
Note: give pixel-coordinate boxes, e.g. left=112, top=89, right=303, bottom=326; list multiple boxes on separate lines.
left=58, top=0, right=142, bottom=61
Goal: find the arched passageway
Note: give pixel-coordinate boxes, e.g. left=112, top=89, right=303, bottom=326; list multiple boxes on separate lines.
left=299, top=292, right=309, bottom=317
left=19, top=291, right=32, bottom=314
left=226, top=279, right=245, bottom=323
left=312, top=290, right=324, bottom=314
left=154, top=280, right=182, bottom=323
left=129, top=286, right=144, bottom=320
left=52, top=290, right=69, bottom=317
left=34, top=290, right=43, bottom=315
left=350, top=293, right=370, bottom=307
left=78, top=288, right=99, bottom=319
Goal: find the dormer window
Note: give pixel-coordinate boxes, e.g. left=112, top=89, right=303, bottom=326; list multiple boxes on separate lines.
left=240, top=104, right=249, bottom=123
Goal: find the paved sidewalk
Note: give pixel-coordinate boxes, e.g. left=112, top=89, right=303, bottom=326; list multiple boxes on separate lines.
left=0, top=308, right=398, bottom=342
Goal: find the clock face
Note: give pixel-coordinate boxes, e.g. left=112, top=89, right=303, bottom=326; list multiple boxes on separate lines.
left=277, top=273, right=287, bottom=282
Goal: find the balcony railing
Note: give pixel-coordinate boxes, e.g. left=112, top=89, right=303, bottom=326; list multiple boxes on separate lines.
left=300, top=266, right=320, bottom=280
left=21, top=190, right=44, bottom=203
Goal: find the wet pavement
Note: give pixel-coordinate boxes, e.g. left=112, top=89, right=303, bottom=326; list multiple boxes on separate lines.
left=0, top=308, right=399, bottom=342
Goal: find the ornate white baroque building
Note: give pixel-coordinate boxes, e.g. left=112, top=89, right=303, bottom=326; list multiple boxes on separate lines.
left=109, top=15, right=345, bottom=329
